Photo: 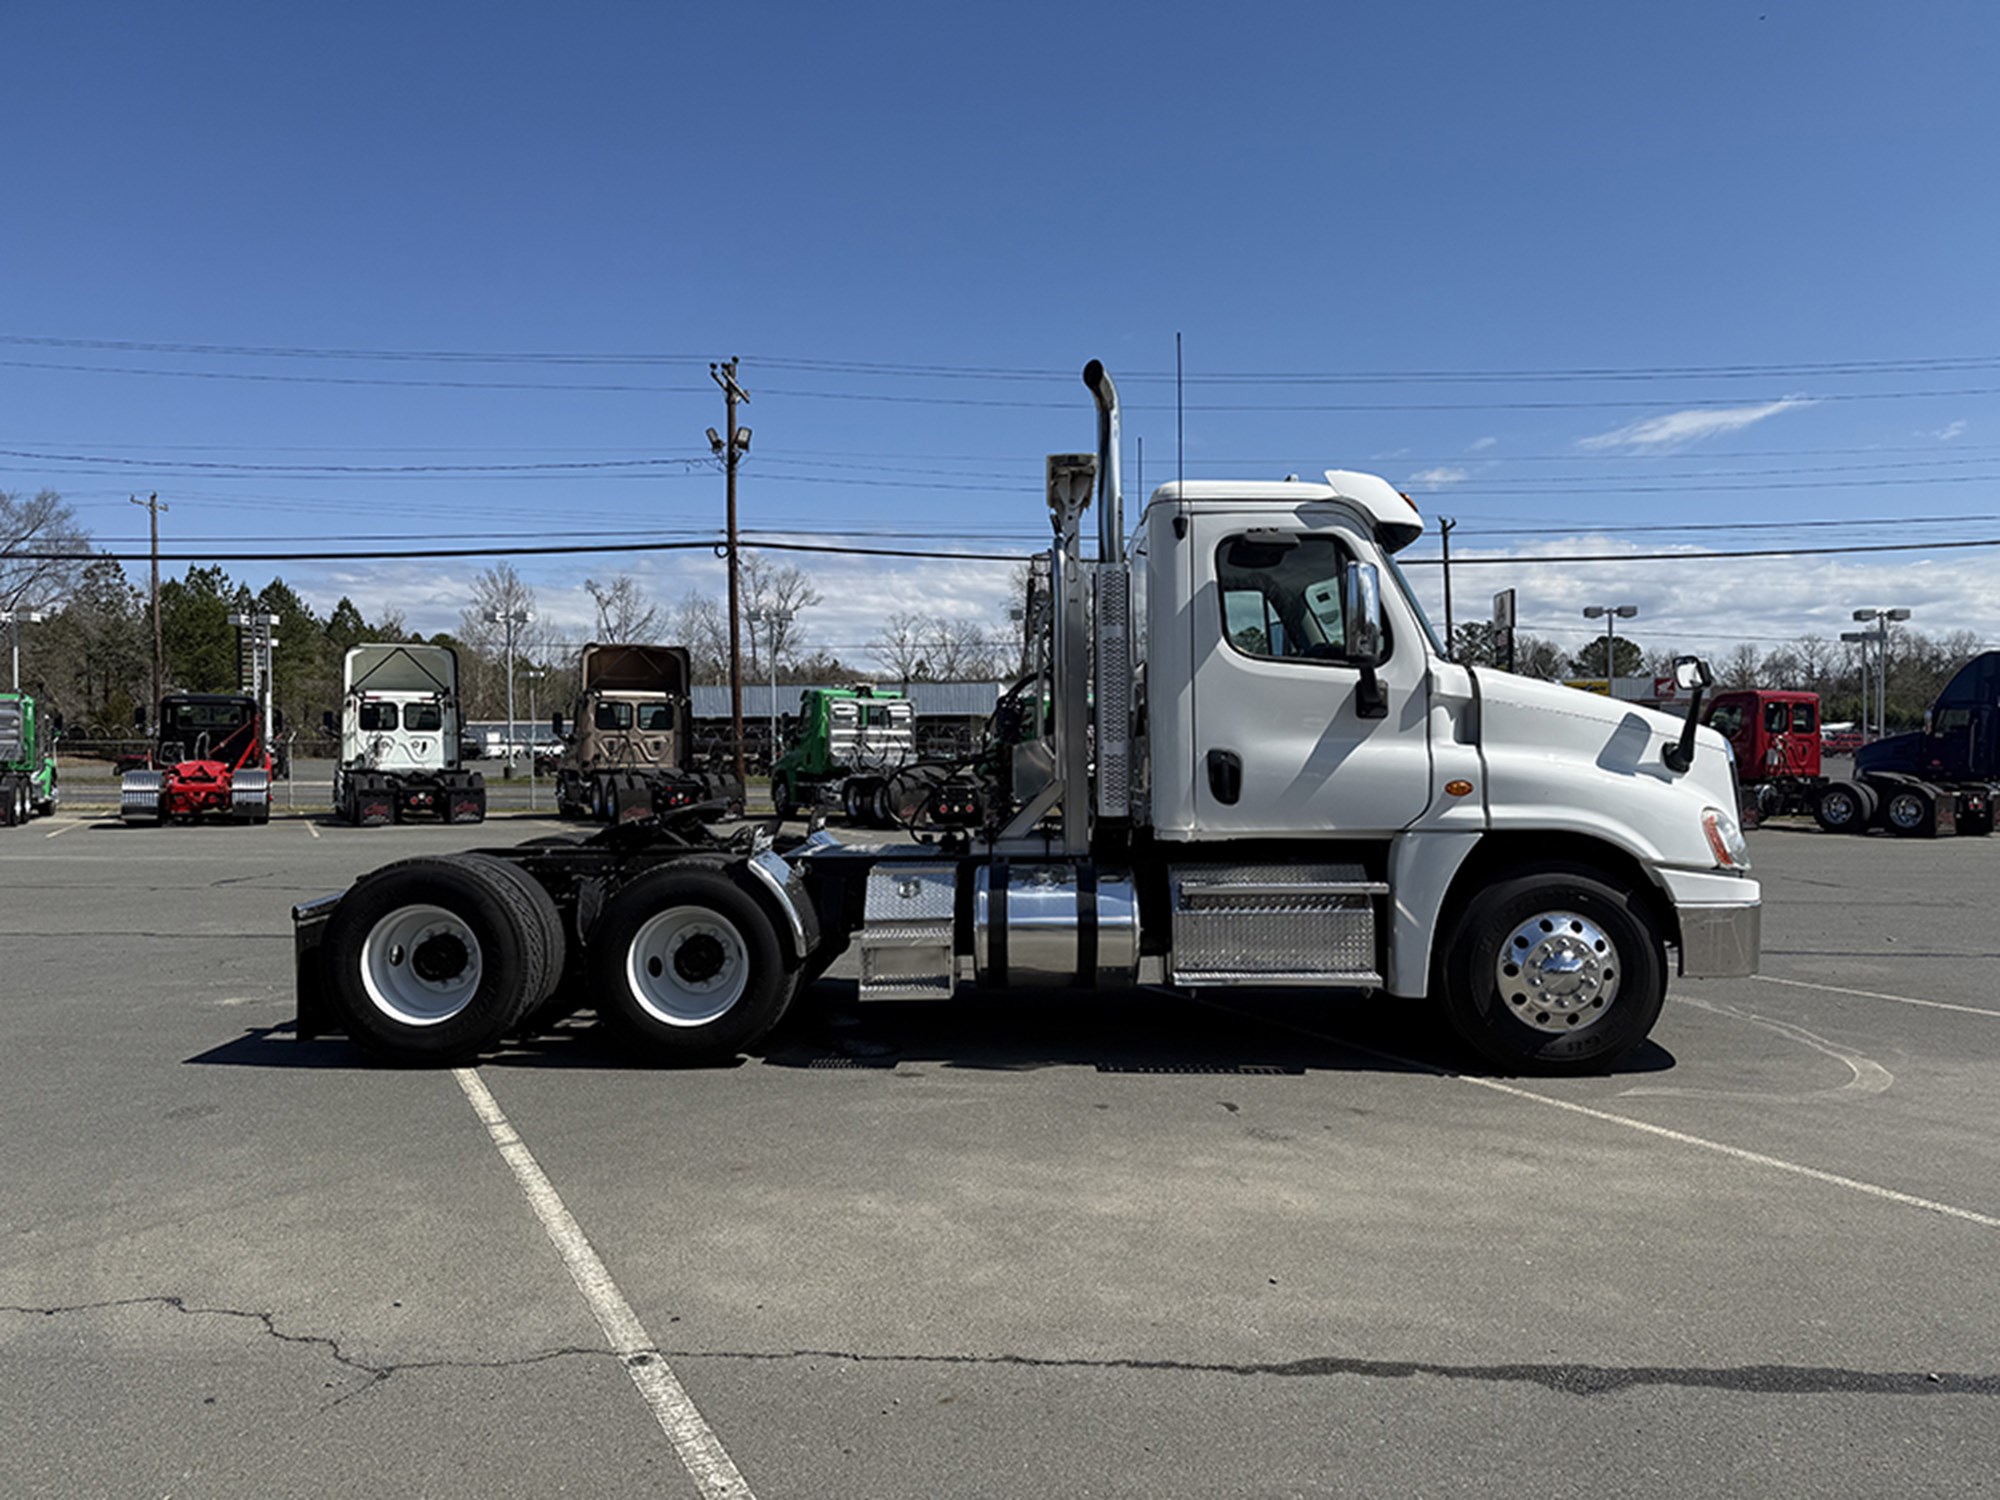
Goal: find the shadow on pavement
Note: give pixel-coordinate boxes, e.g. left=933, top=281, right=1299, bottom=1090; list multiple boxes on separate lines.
left=183, top=983, right=1677, bottom=1081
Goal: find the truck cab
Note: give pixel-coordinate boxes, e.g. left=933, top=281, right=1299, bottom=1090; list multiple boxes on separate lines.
left=552, top=643, right=725, bottom=821
left=1703, top=690, right=1821, bottom=785
left=0, top=691, right=60, bottom=826
left=331, top=644, right=485, bottom=825
left=122, top=692, right=272, bottom=824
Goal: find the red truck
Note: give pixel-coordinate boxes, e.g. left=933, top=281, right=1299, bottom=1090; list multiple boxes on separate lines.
left=119, top=692, right=274, bottom=825
left=1703, top=689, right=1823, bottom=821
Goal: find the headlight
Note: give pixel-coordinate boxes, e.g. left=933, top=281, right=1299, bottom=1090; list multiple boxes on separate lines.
left=1702, top=806, right=1751, bottom=871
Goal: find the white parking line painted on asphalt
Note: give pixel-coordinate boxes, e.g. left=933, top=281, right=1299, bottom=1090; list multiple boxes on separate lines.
left=1183, top=994, right=2000, bottom=1232
left=305, top=820, right=320, bottom=839
left=453, top=1068, right=757, bottom=1500
left=43, top=821, right=74, bottom=839
left=1754, top=973, right=2000, bottom=1019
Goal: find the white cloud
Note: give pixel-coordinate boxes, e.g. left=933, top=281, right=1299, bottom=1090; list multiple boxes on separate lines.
left=1398, top=535, right=2000, bottom=657
left=1467, top=436, right=1499, bottom=452
left=1577, top=396, right=1815, bottom=452
left=1406, top=466, right=1469, bottom=490
left=1930, top=419, right=1967, bottom=442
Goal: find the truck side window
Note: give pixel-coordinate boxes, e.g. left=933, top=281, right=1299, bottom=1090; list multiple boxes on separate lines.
left=1791, top=703, right=1816, bottom=734
left=596, top=702, right=632, bottom=731
left=359, top=703, right=399, bottom=732
left=637, top=702, right=674, bottom=732
left=1217, top=533, right=1369, bottom=664
left=1708, top=704, right=1743, bottom=739
left=1763, top=703, right=1787, bottom=734
left=406, top=704, right=443, bottom=732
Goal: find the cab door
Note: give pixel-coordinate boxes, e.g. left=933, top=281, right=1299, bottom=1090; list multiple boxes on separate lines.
left=1186, top=510, right=1432, bottom=837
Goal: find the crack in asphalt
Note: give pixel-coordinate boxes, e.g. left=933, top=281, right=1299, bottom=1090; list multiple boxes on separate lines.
left=11, top=1299, right=1994, bottom=1402
left=0, top=1297, right=617, bottom=1410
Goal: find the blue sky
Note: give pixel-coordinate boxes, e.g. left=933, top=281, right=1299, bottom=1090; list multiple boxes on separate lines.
left=5, top=1, right=1999, bottom=670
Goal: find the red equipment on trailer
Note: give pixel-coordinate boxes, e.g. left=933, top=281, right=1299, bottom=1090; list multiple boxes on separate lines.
left=120, top=692, right=275, bottom=825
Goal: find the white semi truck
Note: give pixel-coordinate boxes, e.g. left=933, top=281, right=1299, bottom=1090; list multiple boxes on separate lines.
left=327, top=643, right=486, bottom=826
left=292, top=361, right=1758, bottom=1073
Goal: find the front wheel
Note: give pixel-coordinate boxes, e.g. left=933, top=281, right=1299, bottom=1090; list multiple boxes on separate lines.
left=588, top=865, right=793, bottom=1062
left=1438, top=866, right=1666, bottom=1074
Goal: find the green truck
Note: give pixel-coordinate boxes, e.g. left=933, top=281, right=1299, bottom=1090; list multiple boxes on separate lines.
left=769, top=685, right=917, bottom=823
left=0, top=692, right=59, bottom=827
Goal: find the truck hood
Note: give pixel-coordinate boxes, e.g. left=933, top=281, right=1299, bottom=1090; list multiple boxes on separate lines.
left=1469, top=668, right=1742, bottom=871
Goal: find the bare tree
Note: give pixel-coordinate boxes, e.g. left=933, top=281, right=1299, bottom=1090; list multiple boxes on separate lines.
left=458, top=563, right=543, bottom=718
left=1717, top=642, right=1762, bottom=688
left=741, top=553, right=823, bottom=676
left=584, top=575, right=662, bottom=643
left=871, top=610, right=929, bottom=682
left=668, top=590, right=729, bottom=684
left=1, top=489, right=90, bottom=611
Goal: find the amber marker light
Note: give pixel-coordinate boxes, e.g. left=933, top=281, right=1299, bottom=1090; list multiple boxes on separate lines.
left=1446, top=780, right=1474, bottom=797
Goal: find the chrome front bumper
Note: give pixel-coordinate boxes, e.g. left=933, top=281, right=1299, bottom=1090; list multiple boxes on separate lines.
left=1660, top=868, right=1762, bottom=978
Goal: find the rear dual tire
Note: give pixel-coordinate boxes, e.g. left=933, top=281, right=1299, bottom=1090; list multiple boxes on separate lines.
left=323, top=855, right=564, bottom=1065
left=587, top=865, right=793, bottom=1063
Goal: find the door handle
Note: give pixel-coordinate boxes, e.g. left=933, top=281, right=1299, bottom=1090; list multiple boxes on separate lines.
left=1206, top=749, right=1242, bottom=805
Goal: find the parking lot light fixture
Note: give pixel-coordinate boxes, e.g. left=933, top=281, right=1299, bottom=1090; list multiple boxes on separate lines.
left=1581, top=604, right=1639, bottom=692
left=1851, top=607, right=1911, bottom=741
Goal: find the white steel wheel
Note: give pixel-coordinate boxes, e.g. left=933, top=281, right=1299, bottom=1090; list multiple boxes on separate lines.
left=624, top=904, right=749, bottom=1026
left=359, top=903, right=484, bottom=1025
left=588, top=864, right=793, bottom=1060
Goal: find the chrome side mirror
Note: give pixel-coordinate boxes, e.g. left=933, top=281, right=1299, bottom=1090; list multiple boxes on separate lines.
left=1343, top=563, right=1385, bottom=668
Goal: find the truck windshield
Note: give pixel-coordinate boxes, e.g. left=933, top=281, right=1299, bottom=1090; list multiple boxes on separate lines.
left=1383, top=553, right=1446, bottom=657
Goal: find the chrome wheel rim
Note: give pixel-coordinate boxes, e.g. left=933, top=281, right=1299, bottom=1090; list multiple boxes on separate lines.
left=626, top=904, right=747, bottom=1026
left=1888, top=794, right=1926, bottom=829
left=361, top=903, right=483, bottom=1025
left=1495, top=909, right=1620, bottom=1034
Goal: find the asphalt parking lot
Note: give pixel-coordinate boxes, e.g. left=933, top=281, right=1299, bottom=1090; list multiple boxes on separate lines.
left=3, top=813, right=1997, bottom=1498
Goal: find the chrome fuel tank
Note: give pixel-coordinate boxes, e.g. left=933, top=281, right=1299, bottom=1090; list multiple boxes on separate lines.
left=972, top=863, right=1139, bottom=988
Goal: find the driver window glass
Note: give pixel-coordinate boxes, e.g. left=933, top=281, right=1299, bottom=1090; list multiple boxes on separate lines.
left=1709, top=704, right=1744, bottom=738
left=1215, top=533, right=1360, bottom=664
left=1790, top=703, right=1816, bottom=733
left=1763, top=703, right=1787, bottom=734
left=359, top=703, right=399, bottom=733
left=595, top=702, right=633, bottom=731
left=1937, top=708, right=1972, bottom=733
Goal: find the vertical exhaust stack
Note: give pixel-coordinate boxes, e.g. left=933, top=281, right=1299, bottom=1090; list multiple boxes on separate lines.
left=1084, top=360, right=1132, bottom=823
left=1084, top=360, right=1123, bottom=562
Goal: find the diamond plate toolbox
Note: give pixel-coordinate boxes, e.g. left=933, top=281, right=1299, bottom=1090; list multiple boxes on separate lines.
left=858, top=863, right=958, bottom=999
left=1169, top=862, right=1386, bottom=985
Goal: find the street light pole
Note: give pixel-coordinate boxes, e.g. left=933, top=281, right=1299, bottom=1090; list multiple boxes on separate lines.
left=523, top=667, right=544, bottom=811
left=1, top=607, right=49, bottom=692
left=1581, top=603, right=1639, bottom=694
left=1851, top=607, right=1911, bottom=740
left=746, top=606, right=794, bottom=769
left=488, top=607, right=533, bottom=776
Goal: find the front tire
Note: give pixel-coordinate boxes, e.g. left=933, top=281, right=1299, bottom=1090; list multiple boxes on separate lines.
left=587, top=864, right=792, bottom=1062
left=1438, top=865, right=1666, bottom=1074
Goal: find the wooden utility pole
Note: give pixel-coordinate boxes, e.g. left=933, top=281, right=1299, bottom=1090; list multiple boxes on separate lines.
left=709, top=359, right=751, bottom=788
left=131, top=492, right=168, bottom=719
